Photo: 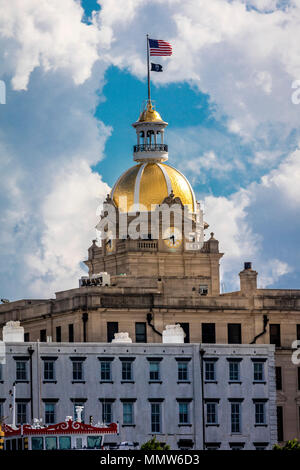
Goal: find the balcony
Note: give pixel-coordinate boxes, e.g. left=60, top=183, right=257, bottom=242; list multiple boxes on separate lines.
left=133, top=144, right=168, bottom=153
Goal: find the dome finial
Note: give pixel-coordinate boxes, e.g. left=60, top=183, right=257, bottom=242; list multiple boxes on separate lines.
left=137, top=100, right=163, bottom=123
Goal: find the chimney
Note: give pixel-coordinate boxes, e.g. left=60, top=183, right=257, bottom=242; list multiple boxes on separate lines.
left=111, top=332, right=132, bottom=343
left=239, top=262, right=258, bottom=293
left=2, top=321, right=24, bottom=342
left=162, top=324, right=185, bottom=343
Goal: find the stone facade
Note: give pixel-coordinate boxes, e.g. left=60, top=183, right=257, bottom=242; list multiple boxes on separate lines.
left=1, top=261, right=300, bottom=443
left=0, top=341, right=276, bottom=450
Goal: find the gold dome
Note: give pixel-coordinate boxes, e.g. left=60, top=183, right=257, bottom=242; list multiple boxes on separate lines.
left=137, top=101, right=164, bottom=123
left=111, top=162, right=196, bottom=212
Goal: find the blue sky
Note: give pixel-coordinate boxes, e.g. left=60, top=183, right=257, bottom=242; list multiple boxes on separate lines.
left=0, top=0, right=300, bottom=300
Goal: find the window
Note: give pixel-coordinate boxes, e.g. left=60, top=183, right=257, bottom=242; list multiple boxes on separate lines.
left=87, top=436, right=102, bottom=449
left=149, top=362, right=160, bottom=381
left=100, top=362, right=111, bottom=381
left=122, top=362, right=132, bottom=381
left=180, top=323, right=190, bottom=343
left=297, top=324, right=300, bottom=341
left=16, top=361, right=27, bottom=381
left=135, top=322, right=147, bottom=343
left=45, top=403, right=56, bottom=424
left=179, top=402, right=189, bottom=425
left=270, top=324, right=281, bottom=347
left=102, top=402, right=112, bottom=424
left=178, top=362, right=188, bottom=382
left=56, top=326, right=61, bottom=342
left=24, top=332, right=30, bottom=342
left=202, top=323, right=216, bottom=343
left=253, top=362, right=264, bottom=382
left=255, top=402, right=266, bottom=425
left=229, top=361, right=240, bottom=382
left=107, top=322, right=118, bottom=343
left=228, top=324, right=242, bottom=344
left=72, top=361, right=83, bottom=381
left=59, top=436, right=71, bottom=450
left=151, top=403, right=161, bottom=433
left=68, top=324, right=74, bottom=342
left=123, top=403, right=134, bottom=425
left=31, top=437, right=43, bottom=450
left=276, top=367, right=282, bottom=390
left=206, top=402, right=218, bottom=425
left=204, top=361, right=216, bottom=382
left=45, top=437, right=57, bottom=450
left=0, top=402, right=3, bottom=420
left=44, top=361, right=55, bottom=381
left=17, top=402, right=27, bottom=424
left=40, top=329, right=47, bottom=342
left=277, top=406, right=283, bottom=442
left=231, top=403, right=241, bottom=433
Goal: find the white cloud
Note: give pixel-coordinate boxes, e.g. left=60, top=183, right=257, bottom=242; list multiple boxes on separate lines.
left=97, top=0, right=300, bottom=144
left=24, top=160, right=109, bottom=297
left=0, top=0, right=112, bottom=300
left=201, top=146, right=300, bottom=290
left=1, top=0, right=300, bottom=300
left=0, top=0, right=101, bottom=90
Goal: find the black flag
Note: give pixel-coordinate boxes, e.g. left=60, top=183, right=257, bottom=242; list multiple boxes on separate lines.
left=151, top=63, right=163, bottom=72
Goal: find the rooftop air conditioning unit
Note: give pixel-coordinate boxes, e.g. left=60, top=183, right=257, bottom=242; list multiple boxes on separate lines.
left=79, top=272, right=110, bottom=288
left=199, top=285, right=208, bottom=296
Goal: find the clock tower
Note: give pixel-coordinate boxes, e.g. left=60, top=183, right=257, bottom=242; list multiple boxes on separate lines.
left=84, top=100, right=223, bottom=296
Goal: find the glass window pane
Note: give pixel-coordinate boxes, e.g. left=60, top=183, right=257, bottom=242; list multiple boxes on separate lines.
left=179, top=402, right=189, bottom=424
left=45, top=437, right=57, bottom=450
left=229, top=362, right=239, bottom=381
left=205, top=362, right=215, bottom=381
left=151, top=403, right=161, bottom=433
left=102, top=403, right=112, bottom=424
left=87, top=436, right=102, bottom=449
left=254, top=363, right=264, bottom=381
left=123, top=403, right=133, bottom=424
left=101, top=362, right=111, bottom=381
left=231, top=403, right=241, bottom=433
left=31, top=437, right=43, bottom=450
left=178, top=363, right=188, bottom=381
left=59, top=436, right=71, bottom=450
left=149, top=362, right=159, bottom=381
left=122, top=362, right=132, bottom=381
left=16, top=361, right=27, bottom=381
left=207, top=403, right=217, bottom=424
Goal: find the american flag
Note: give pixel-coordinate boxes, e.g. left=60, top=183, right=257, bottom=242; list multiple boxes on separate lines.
left=149, top=38, right=172, bottom=56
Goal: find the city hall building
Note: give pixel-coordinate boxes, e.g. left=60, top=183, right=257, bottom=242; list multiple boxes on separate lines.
left=0, top=99, right=299, bottom=444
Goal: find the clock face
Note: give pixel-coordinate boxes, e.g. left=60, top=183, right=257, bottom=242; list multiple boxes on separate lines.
left=163, top=227, right=182, bottom=249
left=105, top=231, right=115, bottom=253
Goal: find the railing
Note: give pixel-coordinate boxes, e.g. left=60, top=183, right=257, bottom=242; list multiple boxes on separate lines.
left=133, top=144, right=168, bottom=153
left=137, top=241, right=158, bottom=250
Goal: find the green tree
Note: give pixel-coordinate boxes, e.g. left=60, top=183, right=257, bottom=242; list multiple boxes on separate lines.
left=140, top=436, right=170, bottom=450
left=273, top=439, right=300, bottom=450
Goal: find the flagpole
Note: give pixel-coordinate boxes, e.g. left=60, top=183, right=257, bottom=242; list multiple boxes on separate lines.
left=146, top=34, right=151, bottom=102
